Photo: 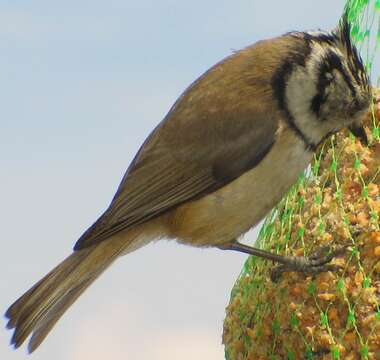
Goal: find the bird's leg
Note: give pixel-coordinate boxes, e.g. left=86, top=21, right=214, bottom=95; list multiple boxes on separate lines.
left=219, top=242, right=349, bottom=282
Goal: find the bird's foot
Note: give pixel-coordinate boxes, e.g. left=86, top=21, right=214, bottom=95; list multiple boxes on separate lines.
left=270, top=245, right=349, bottom=282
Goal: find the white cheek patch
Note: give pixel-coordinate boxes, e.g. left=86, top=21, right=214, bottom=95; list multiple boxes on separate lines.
left=285, top=55, right=320, bottom=144
left=284, top=44, right=343, bottom=145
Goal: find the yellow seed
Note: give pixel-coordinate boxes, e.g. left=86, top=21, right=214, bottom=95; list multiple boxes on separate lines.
left=361, top=313, right=377, bottom=326
left=371, top=231, right=380, bottom=244
left=328, top=307, right=339, bottom=321
left=354, top=271, right=364, bottom=285
left=368, top=183, right=379, bottom=197
left=357, top=211, right=369, bottom=227
left=318, top=282, right=331, bottom=291
left=318, top=332, right=334, bottom=347
left=374, top=246, right=380, bottom=257
left=246, top=328, right=256, bottom=339
left=317, top=293, right=336, bottom=301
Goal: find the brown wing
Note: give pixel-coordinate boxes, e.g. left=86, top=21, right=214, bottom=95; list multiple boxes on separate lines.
left=74, top=36, right=303, bottom=250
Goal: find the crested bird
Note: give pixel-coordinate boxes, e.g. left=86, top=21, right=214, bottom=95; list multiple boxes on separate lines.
left=5, top=15, right=371, bottom=353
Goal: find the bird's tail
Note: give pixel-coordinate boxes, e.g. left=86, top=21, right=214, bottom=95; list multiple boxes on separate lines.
left=5, top=231, right=142, bottom=353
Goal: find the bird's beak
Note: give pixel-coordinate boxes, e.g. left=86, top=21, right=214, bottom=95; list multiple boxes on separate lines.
left=349, top=124, right=368, bottom=146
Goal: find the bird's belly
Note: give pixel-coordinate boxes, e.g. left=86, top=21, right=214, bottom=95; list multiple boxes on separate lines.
left=168, top=129, right=313, bottom=247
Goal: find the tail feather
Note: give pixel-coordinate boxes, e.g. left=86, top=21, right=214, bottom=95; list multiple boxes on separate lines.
left=7, top=249, right=91, bottom=349
left=6, top=277, right=46, bottom=330
left=28, top=275, right=96, bottom=353
left=5, top=235, right=132, bottom=352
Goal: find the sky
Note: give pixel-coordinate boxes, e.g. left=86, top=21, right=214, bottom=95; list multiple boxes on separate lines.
left=1, top=1, right=347, bottom=359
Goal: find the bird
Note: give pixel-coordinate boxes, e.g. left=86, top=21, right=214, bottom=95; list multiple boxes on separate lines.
left=5, top=14, right=371, bottom=353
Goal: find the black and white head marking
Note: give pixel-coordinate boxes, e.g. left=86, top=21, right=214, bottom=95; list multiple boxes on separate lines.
left=272, top=15, right=371, bottom=152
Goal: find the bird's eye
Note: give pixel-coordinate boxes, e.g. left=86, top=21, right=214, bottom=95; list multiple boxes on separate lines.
left=324, top=72, right=334, bottom=85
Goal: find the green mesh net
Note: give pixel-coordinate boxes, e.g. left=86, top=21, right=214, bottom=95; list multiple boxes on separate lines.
left=223, top=2, right=380, bottom=359
left=346, top=0, right=380, bottom=82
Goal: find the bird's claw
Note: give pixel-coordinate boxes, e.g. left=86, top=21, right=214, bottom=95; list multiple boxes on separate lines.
left=271, top=245, right=350, bottom=282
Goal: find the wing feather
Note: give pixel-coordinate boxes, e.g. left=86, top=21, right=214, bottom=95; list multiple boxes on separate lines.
left=73, top=36, right=302, bottom=249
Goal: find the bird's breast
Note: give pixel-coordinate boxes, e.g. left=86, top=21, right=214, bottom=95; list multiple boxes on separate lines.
left=168, top=126, right=313, bottom=247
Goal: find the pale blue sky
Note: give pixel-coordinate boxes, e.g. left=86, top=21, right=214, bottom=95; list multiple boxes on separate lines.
left=1, top=1, right=347, bottom=359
